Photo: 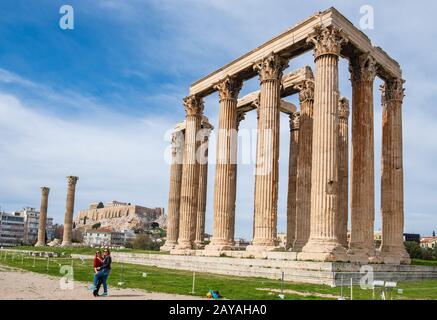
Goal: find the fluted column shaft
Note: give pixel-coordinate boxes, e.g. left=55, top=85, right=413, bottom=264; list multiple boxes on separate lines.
left=286, top=112, right=300, bottom=249
left=62, top=176, right=78, bottom=247
left=36, top=187, right=50, bottom=246
left=176, top=96, right=204, bottom=250
left=299, top=26, right=348, bottom=261
left=161, top=130, right=184, bottom=251
left=380, top=78, right=410, bottom=264
left=349, top=53, right=377, bottom=262
left=337, top=97, right=350, bottom=248
left=293, top=81, right=314, bottom=252
left=249, top=52, right=288, bottom=251
left=195, top=127, right=211, bottom=248
left=207, top=77, right=242, bottom=251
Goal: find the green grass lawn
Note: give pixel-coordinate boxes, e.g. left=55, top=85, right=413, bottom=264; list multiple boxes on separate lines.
left=1, top=250, right=437, bottom=300
left=411, top=259, right=437, bottom=267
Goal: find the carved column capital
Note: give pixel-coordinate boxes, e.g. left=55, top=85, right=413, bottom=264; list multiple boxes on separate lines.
left=183, top=95, right=204, bottom=117
left=254, top=52, right=289, bottom=83
left=381, top=78, right=405, bottom=105
left=349, top=53, right=377, bottom=83
left=307, top=26, right=348, bottom=59
left=41, top=187, right=50, bottom=195
left=214, top=76, right=243, bottom=101
left=338, top=97, right=350, bottom=119
left=296, top=80, right=315, bottom=104
left=290, top=112, right=300, bottom=131
left=67, top=176, right=79, bottom=186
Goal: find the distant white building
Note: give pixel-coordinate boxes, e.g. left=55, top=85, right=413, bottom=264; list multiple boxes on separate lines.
left=83, top=227, right=126, bottom=247
left=421, top=236, right=437, bottom=249
left=20, top=207, right=55, bottom=245
left=0, top=212, right=25, bottom=247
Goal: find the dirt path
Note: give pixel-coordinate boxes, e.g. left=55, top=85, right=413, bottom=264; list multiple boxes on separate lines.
left=0, top=265, right=203, bottom=300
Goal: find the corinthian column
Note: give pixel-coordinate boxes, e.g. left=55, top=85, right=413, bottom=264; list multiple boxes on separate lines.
left=161, top=129, right=185, bottom=251
left=248, top=52, right=288, bottom=252
left=299, top=26, right=348, bottom=262
left=286, top=112, right=300, bottom=250
left=35, top=187, right=50, bottom=247
left=206, top=76, right=242, bottom=251
left=175, top=96, right=204, bottom=250
left=62, top=176, right=79, bottom=247
left=348, top=53, right=377, bottom=263
left=195, top=123, right=212, bottom=249
left=293, top=80, right=314, bottom=252
left=337, top=97, right=350, bottom=248
left=380, top=78, right=410, bottom=264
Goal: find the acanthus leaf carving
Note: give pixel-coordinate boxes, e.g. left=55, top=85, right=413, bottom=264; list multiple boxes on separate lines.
left=338, top=97, right=350, bottom=119
left=214, top=76, right=243, bottom=101
left=349, top=52, right=377, bottom=83
left=307, top=25, right=348, bottom=58
left=254, top=52, right=289, bottom=83
left=381, top=78, right=405, bottom=105
left=183, top=95, right=204, bottom=117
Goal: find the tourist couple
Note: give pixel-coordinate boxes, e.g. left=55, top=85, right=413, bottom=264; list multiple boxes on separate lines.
left=90, top=248, right=112, bottom=297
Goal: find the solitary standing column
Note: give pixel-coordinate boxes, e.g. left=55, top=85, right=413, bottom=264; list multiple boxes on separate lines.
left=248, top=52, right=288, bottom=252
left=195, top=123, right=212, bottom=249
left=286, top=112, right=300, bottom=250
left=348, top=53, right=377, bottom=263
left=62, top=176, right=79, bottom=247
left=206, top=76, right=242, bottom=251
left=35, top=187, right=50, bottom=247
left=299, top=26, right=348, bottom=262
left=380, top=78, right=410, bottom=264
left=293, top=80, right=314, bottom=252
left=337, top=97, right=350, bottom=248
left=175, top=96, right=204, bottom=250
left=161, top=129, right=185, bottom=251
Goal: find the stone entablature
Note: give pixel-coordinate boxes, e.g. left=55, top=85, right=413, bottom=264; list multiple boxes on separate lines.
left=189, top=7, right=401, bottom=97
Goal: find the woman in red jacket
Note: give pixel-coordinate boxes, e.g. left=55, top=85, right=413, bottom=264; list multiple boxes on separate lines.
left=90, top=250, right=103, bottom=292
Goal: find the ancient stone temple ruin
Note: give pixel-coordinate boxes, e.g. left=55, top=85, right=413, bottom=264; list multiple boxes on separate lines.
left=162, top=7, right=410, bottom=265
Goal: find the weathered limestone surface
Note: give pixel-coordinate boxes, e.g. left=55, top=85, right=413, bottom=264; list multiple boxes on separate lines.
left=161, top=130, right=185, bottom=251
left=293, top=80, right=314, bottom=252
left=62, top=176, right=78, bottom=247
left=348, top=53, right=377, bottom=263
left=337, top=97, right=350, bottom=248
left=286, top=112, right=300, bottom=249
left=299, top=26, right=348, bottom=262
left=175, top=96, right=204, bottom=250
left=248, top=52, right=288, bottom=252
left=206, top=77, right=242, bottom=251
left=194, top=126, right=212, bottom=249
left=380, top=78, right=410, bottom=264
left=35, top=187, right=50, bottom=247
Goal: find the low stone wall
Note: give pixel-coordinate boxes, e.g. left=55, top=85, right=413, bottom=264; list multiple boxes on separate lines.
left=1, top=248, right=62, bottom=258
left=72, top=252, right=437, bottom=285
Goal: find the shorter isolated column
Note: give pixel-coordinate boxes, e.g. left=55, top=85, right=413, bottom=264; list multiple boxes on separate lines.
left=62, top=176, right=79, bottom=247
left=35, top=187, right=50, bottom=247
left=194, top=122, right=213, bottom=249
left=380, top=78, right=410, bottom=264
left=337, top=97, right=350, bottom=248
left=286, top=112, right=300, bottom=250
left=161, top=128, right=185, bottom=251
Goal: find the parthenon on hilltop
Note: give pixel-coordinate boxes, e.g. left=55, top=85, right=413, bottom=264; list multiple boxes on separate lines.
left=162, top=7, right=410, bottom=265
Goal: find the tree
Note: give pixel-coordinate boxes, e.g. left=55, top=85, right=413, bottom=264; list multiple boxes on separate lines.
left=132, top=234, right=161, bottom=251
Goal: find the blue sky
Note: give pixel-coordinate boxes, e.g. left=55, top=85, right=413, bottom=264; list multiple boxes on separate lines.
left=0, top=0, right=436, bottom=239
